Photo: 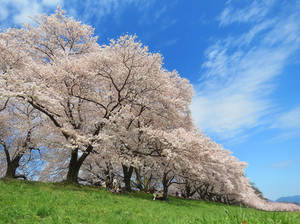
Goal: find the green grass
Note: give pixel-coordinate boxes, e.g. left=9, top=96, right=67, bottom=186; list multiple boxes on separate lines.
left=0, top=179, right=299, bottom=224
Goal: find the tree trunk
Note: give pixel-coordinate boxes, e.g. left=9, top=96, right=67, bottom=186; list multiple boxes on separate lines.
left=4, top=128, right=34, bottom=179
left=163, top=185, right=168, bottom=200
left=122, top=165, right=133, bottom=192
left=134, top=168, right=153, bottom=192
left=162, top=172, right=170, bottom=200
left=5, top=155, right=22, bottom=178
left=66, top=159, right=81, bottom=183
left=185, top=183, right=191, bottom=197
left=66, top=148, right=91, bottom=184
left=2, top=140, right=22, bottom=179
left=144, top=174, right=152, bottom=192
left=184, top=182, right=197, bottom=198
left=5, top=161, right=18, bottom=178
left=104, top=162, right=114, bottom=189
left=134, top=168, right=144, bottom=191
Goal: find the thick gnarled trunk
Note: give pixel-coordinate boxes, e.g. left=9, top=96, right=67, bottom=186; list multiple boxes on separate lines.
left=2, top=141, right=23, bottom=179
left=162, top=172, right=172, bottom=200
left=66, top=157, right=81, bottom=183
left=65, top=148, right=91, bottom=184
left=5, top=158, right=20, bottom=178
left=122, top=165, right=134, bottom=192
left=162, top=173, right=169, bottom=200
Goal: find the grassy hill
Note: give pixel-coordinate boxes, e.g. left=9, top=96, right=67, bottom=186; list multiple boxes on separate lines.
left=0, top=179, right=299, bottom=224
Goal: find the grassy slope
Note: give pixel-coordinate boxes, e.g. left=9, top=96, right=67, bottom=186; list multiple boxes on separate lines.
left=0, top=179, right=299, bottom=224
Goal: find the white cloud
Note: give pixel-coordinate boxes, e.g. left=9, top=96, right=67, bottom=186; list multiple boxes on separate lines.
left=236, top=20, right=275, bottom=46
left=0, top=0, right=61, bottom=25
left=161, top=18, right=177, bottom=31
left=164, top=38, right=178, bottom=47
left=271, top=106, right=300, bottom=130
left=63, top=0, right=155, bottom=24
left=0, top=5, right=9, bottom=21
left=219, top=0, right=274, bottom=26
left=0, top=0, right=155, bottom=27
left=42, top=0, right=61, bottom=7
left=191, top=1, right=300, bottom=141
left=13, top=1, right=43, bottom=24
left=154, top=5, right=167, bottom=21
left=271, top=160, right=294, bottom=169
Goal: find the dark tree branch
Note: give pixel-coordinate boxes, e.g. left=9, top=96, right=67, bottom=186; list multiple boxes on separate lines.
left=0, top=98, right=9, bottom=112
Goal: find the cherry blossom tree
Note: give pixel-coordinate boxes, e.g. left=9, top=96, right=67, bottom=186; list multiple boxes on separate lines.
left=1, top=9, right=98, bottom=182
left=0, top=100, right=44, bottom=179
left=0, top=8, right=193, bottom=184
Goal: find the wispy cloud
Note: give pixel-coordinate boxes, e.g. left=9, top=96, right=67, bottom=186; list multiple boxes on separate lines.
left=269, top=106, right=300, bottom=140
left=160, top=18, right=177, bottom=31
left=62, top=0, right=156, bottom=25
left=164, top=38, right=178, bottom=47
left=42, top=0, right=61, bottom=7
left=0, top=0, right=62, bottom=26
left=272, top=106, right=300, bottom=130
left=271, top=160, right=294, bottom=169
left=219, top=0, right=274, bottom=26
left=0, top=0, right=155, bottom=27
left=0, top=6, right=9, bottom=22
left=154, top=5, right=167, bottom=21
left=191, top=0, right=300, bottom=141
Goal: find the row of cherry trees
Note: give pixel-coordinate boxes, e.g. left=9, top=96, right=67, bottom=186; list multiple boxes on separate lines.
left=0, top=9, right=299, bottom=211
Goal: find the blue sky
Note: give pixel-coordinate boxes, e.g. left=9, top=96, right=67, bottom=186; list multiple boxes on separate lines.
left=1, top=0, right=299, bottom=200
